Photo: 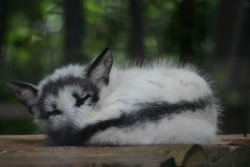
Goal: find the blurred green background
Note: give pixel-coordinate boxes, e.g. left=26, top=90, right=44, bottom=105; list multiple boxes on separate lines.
left=0, top=0, right=249, bottom=134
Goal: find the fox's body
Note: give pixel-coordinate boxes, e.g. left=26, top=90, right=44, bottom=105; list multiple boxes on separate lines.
left=8, top=48, right=220, bottom=146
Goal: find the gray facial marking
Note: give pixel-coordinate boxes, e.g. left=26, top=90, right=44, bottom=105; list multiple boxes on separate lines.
left=37, top=75, right=100, bottom=120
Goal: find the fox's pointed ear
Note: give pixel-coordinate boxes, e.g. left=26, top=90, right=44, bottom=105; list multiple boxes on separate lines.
left=85, top=48, right=113, bottom=86
left=8, top=81, right=38, bottom=107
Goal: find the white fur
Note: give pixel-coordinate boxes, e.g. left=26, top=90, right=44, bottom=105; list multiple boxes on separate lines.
left=37, top=61, right=219, bottom=144
left=88, top=66, right=218, bottom=145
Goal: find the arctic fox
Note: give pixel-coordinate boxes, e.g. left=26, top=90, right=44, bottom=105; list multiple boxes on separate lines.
left=8, top=48, right=220, bottom=146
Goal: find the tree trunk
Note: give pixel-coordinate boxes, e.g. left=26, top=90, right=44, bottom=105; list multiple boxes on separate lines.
left=0, top=0, right=7, bottom=98
left=0, top=0, right=7, bottom=72
left=178, top=0, right=195, bottom=61
left=129, top=0, right=144, bottom=66
left=63, top=0, right=84, bottom=64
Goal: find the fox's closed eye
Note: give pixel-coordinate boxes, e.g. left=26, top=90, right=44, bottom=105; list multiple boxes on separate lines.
left=73, top=93, right=91, bottom=107
left=47, top=109, right=62, bottom=118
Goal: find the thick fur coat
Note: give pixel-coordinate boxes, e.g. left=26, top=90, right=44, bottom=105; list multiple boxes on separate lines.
left=8, top=48, right=220, bottom=146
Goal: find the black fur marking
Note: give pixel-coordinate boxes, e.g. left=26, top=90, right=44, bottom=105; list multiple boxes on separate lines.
left=72, top=92, right=80, bottom=100
left=79, top=96, right=213, bottom=144
left=38, top=75, right=99, bottom=119
left=40, top=76, right=87, bottom=97
left=46, top=109, right=63, bottom=119
left=90, top=93, right=99, bottom=104
left=28, top=106, right=34, bottom=115
left=47, top=96, right=213, bottom=145
left=75, top=94, right=91, bottom=107
left=47, top=126, right=84, bottom=146
left=40, top=104, right=63, bottom=119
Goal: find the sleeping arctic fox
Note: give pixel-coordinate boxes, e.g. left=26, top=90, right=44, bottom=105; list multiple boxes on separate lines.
left=8, top=48, right=220, bottom=146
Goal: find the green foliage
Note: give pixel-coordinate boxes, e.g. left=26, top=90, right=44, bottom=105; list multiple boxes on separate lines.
left=0, top=119, right=41, bottom=134
left=1, top=0, right=220, bottom=90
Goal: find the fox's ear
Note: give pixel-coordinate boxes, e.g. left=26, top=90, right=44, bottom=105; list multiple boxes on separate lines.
left=85, top=48, right=113, bottom=86
left=8, top=81, right=38, bottom=108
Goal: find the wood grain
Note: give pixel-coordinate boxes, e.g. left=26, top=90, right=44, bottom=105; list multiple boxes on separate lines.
left=0, top=134, right=249, bottom=167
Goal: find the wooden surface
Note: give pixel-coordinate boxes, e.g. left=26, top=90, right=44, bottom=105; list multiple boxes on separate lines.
left=219, top=134, right=250, bottom=145
left=0, top=134, right=249, bottom=167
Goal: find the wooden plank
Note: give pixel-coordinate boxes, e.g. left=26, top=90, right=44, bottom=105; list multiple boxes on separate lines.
left=0, top=134, right=249, bottom=167
left=218, top=134, right=250, bottom=146
left=0, top=135, right=192, bottom=167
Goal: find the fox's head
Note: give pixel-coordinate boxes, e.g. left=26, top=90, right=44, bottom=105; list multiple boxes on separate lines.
left=8, top=48, right=113, bottom=132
